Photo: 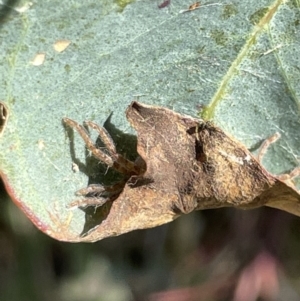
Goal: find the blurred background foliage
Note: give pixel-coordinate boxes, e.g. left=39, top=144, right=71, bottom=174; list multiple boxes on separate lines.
left=1, top=177, right=300, bottom=301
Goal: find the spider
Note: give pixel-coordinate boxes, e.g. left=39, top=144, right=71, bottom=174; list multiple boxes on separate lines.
left=63, top=118, right=146, bottom=208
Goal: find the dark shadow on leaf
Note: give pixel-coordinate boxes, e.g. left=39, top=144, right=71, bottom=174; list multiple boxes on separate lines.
left=79, top=202, right=113, bottom=237
left=62, top=120, right=89, bottom=176
left=248, top=139, right=265, bottom=153
left=103, top=113, right=139, bottom=161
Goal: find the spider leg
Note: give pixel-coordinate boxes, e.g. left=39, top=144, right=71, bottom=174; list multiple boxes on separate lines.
left=67, top=196, right=115, bottom=209
left=75, top=182, right=125, bottom=197
left=67, top=197, right=109, bottom=209
left=63, top=118, right=114, bottom=167
left=63, top=118, right=142, bottom=175
left=83, top=121, right=117, bottom=156
left=75, top=184, right=106, bottom=196
left=276, top=166, right=300, bottom=191
left=67, top=182, right=125, bottom=209
left=257, top=132, right=299, bottom=191
left=289, top=166, right=300, bottom=179
left=257, top=132, right=281, bottom=163
left=84, top=121, right=141, bottom=175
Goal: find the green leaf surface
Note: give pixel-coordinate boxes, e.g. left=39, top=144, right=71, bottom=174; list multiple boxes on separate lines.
left=0, top=0, right=299, bottom=241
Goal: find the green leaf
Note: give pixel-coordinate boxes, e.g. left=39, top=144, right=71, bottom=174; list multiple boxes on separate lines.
left=0, top=0, right=299, bottom=241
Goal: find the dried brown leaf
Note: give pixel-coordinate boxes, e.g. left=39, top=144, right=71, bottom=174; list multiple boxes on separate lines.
left=64, top=102, right=300, bottom=242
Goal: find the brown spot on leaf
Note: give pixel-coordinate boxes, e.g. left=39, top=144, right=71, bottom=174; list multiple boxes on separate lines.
left=189, top=2, right=201, bottom=11
left=158, top=0, right=170, bottom=9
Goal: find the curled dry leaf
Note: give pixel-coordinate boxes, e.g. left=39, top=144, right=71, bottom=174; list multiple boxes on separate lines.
left=63, top=101, right=300, bottom=242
